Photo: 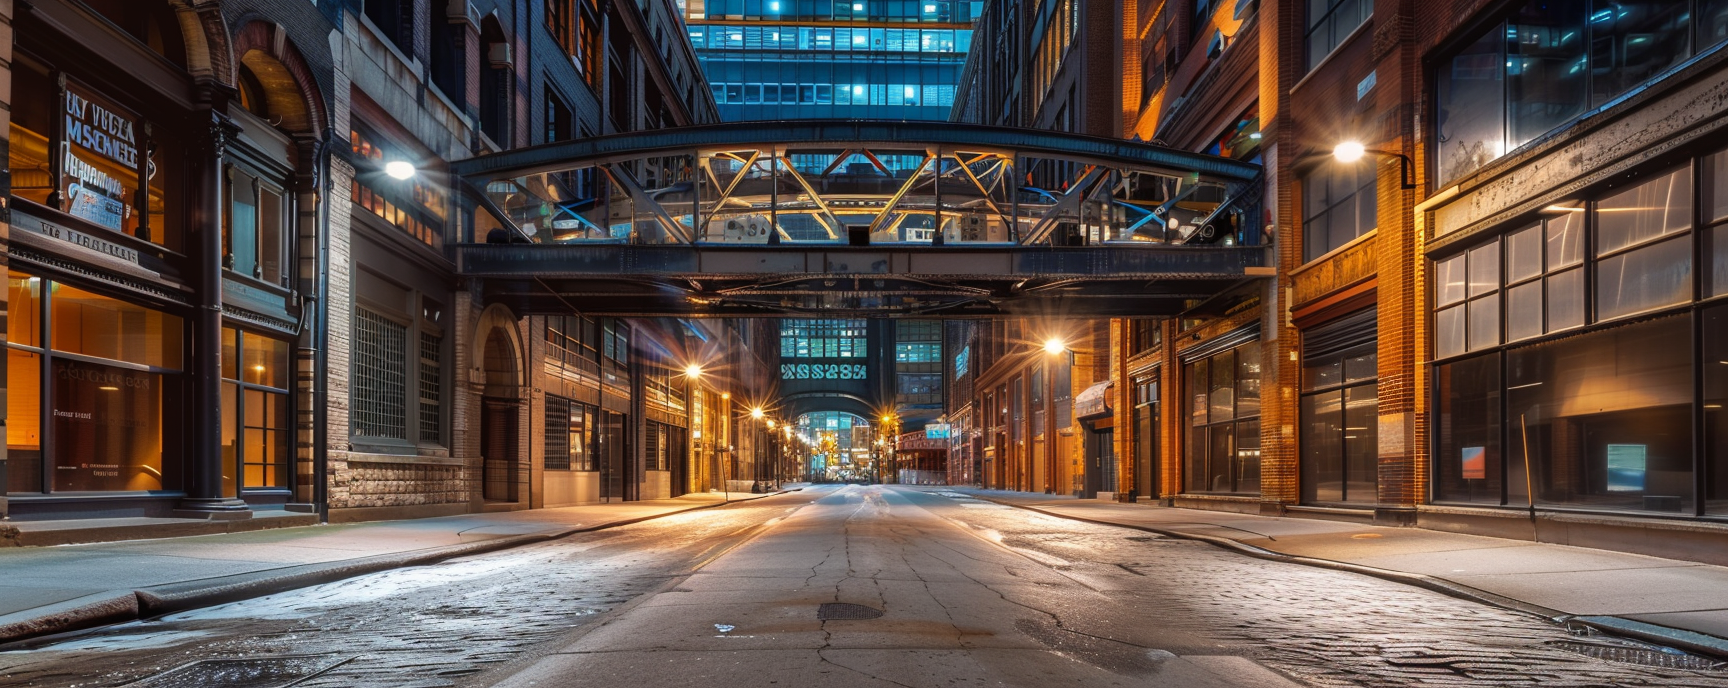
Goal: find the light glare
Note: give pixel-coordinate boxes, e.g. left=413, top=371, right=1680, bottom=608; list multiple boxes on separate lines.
left=1332, top=141, right=1366, bottom=163
left=385, top=160, right=416, bottom=180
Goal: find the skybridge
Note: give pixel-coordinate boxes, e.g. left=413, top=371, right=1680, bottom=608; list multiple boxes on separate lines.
left=450, top=121, right=1267, bottom=316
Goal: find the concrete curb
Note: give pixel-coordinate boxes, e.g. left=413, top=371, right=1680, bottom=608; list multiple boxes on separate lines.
left=0, top=491, right=793, bottom=645
left=965, top=493, right=1728, bottom=660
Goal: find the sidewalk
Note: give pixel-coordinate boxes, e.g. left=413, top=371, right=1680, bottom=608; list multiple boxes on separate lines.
left=0, top=491, right=787, bottom=644
left=955, top=489, right=1728, bottom=659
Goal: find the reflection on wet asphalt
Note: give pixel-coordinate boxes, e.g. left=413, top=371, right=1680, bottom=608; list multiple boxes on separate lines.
left=2, top=486, right=1726, bottom=687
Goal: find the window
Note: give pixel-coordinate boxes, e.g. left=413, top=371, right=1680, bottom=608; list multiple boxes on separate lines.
left=1184, top=340, right=1261, bottom=494
left=545, top=86, right=575, bottom=143
left=364, top=0, right=410, bottom=52
left=1130, top=319, right=1162, bottom=353
left=1507, top=316, right=1693, bottom=513
left=225, top=165, right=288, bottom=286
left=1302, top=159, right=1377, bottom=261
left=1501, top=211, right=1586, bottom=343
left=1595, top=166, right=1693, bottom=321
left=7, top=271, right=185, bottom=494
left=1433, top=353, right=1502, bottom=504
left=899, top=373, right=942, bottom=401
left=1434, top=1, right=1720, bottom=186
left=549, top=0, right=575, bottom=55
left=895, top=320, right=942, bottom=362
left=545, top=396, right=596, bottom=471
left=1306, top=0, right=1369, bottom=71
left=1711, top=149, right=1728, bottom=297
left=350, top=127, right=447, bottom=246
left=1433, top=239, right=1501, bottom=359
left=781, top=319, right=868, bottom=358
left=1300, top=310, right=1377, bottom=505
left=222, top=329, right=291, bottom=495
left=354, top=308, right=408, bottom=440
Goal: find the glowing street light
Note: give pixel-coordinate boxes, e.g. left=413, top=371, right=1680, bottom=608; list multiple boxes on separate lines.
left=685, top=363, right=704, bottom=379
left=751, top=407, right=765, bottom=419
left=1043, top=337, right=1067, bottom=355
left=384, top=160, right=417, bottom=180
left=1329, top=139, right=1414, bottom=189
left=1332, top=140, right=1366, bottom=163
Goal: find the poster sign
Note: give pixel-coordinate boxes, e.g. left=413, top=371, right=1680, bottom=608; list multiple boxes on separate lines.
left=1606, top=444, right=1647, bottom=492
left=1461, top=446, right=1485, bottom=480
left=925, top=423, right=950, bottom=439
left=63, top=83, right=140, bottom=232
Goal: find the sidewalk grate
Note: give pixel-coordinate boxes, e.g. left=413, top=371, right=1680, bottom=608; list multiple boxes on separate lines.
left=1548, top=640, right=1727, bottom=672
left=126, top=655, right=352, bottom=687
left=818, top=603, right=884, bottom=621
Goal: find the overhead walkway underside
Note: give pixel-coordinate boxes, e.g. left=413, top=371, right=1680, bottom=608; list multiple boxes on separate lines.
left=450, top=121, right=1266, bottom=316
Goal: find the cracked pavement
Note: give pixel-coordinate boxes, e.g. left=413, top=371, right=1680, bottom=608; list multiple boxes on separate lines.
left=7, top=485, right=1728, bottom=687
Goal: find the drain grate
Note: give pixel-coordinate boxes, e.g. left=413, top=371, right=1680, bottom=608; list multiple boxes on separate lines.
left=818, top=603, right=885, bottom=621
left=127, top=655, right=352, bottom=687
left=1549, top=640, right=1727, bottom=672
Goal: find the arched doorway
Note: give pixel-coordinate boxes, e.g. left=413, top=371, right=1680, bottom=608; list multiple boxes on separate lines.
left=480, top=328, right=521, bottom=502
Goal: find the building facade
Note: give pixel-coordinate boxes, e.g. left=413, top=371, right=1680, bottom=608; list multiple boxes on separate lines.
left=685, top=0, right=981, bottom=120
left=953, top=0, right=1728, bottom=563
left=0, top=0, right=735, bottom=526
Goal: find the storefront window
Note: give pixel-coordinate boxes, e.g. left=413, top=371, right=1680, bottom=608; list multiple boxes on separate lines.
left=51, top=284, right=183, bottom=369
left=1505, top=316, right=1692, bottom=513
left=1706, top=304, right=1728, bottom=514
left=1301, top=311, right=1377, bottom=505
left=1433, top=353, right=1501, bottom=504
left=7, top=349, right=43, bottom=493
left=9, top=58, right=54, bottom=209
left=1185, top=340, right=1261, bottom=494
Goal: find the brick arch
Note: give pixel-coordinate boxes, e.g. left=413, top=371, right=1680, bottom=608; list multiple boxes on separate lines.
left=230, top=21, right=329, bottom=139
left=169, top=0, right=236, bottom=88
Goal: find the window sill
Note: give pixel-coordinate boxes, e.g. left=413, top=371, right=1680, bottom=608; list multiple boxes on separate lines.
left=346, top=451, right=465, bottom=467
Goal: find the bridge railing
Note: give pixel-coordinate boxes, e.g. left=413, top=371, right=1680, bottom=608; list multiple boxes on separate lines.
left=461, top=135, right=1262, bottom=249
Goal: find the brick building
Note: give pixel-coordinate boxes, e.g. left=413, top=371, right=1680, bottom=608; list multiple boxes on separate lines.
left=0, top=0, right=744, bottom=526
left=951, top=0, right=1728, bottom=560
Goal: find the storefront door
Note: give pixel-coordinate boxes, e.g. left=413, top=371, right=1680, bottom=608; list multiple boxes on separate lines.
left=481, top=398, right=519, bottom=502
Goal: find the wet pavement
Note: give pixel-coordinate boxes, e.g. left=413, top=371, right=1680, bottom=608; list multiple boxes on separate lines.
left=4, top=486, right=1728, bottom=687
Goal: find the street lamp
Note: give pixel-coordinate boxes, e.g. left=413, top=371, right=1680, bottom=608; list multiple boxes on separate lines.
left=384, top=160, right=416, bottom=180
left=685, top=363, right=703, bottom=379
left=1331, top=140, right=1415, bottom=190
left=1043, top=337, right=1067, bottom=355
left=751, top=406, right=765, bottom=420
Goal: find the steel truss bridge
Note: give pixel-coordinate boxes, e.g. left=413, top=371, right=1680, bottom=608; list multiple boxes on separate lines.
left=450, top=121, right=1268, bottom=317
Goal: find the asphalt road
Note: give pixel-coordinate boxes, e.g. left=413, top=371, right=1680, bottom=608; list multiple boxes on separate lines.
left=3, top=485, right=1727, bottom=687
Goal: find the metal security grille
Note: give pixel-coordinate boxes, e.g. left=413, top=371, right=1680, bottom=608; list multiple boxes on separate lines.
left=354, top=309, right=407, bottom=439
left=419, top=333, right=442, bottom=442
left=545, top=396, right=572, bottom=470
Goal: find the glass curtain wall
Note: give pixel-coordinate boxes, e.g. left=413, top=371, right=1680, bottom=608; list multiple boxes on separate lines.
left=1434, top=0, right=1728, bottom=188
left=1433, top=145, right=1728, bottom=516
left=687, top=0, right=982, bottom=120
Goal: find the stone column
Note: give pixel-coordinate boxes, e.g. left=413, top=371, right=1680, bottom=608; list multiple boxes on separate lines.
left=176, top=110, right=251, bottom=519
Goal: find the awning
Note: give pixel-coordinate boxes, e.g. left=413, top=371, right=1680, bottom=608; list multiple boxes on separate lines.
left=1074, top=381, right=1114, bottom=420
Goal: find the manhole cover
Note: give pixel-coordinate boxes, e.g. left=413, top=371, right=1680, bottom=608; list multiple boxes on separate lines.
left=1548, top=640, right=1727, bottom=671
left=818, top=603, right=884, bottom=620
left=127, top=655, right=352, bottom=687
